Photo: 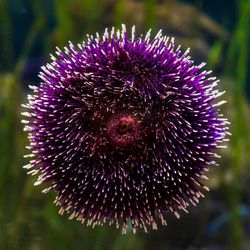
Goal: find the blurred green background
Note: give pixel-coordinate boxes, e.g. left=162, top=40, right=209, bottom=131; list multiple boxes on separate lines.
left=0, top=0, right=250, bottom=249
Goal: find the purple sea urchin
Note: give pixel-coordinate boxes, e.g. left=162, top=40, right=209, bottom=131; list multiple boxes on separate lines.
left=22, top=25, right=229, bottom=233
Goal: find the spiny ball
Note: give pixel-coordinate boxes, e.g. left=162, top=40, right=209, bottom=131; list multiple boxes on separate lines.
left=22, top=25, right=229, bottom=233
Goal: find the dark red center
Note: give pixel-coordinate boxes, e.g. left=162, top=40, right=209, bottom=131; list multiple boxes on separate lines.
left=107, top=115, right=140, bottom=147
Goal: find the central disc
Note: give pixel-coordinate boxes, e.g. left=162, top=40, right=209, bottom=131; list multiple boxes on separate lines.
left=107, top=114, right=140, bottom=147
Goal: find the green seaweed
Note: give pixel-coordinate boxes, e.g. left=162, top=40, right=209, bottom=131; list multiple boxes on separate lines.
left=114, top=0, right=125, bottom=29
left=144, top=0, right=156, bottom=30
left=223, top=0, right=250, bottom=249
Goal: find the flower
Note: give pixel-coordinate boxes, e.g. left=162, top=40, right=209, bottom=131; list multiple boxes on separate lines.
left=22, top=25, right=229, bottom=233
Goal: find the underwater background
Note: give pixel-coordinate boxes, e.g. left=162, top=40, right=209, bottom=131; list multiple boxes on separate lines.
left=0, top=0, right=249, bottom=249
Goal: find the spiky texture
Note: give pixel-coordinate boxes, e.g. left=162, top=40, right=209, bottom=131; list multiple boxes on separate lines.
left=22, top=25, right=229, bottom=233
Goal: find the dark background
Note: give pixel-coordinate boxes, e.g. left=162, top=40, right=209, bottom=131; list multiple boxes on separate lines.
left=0, top=0, right=249, bottom=249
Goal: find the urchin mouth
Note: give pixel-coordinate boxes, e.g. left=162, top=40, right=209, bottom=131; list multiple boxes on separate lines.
left=106, top=114, right=140, bottom=147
